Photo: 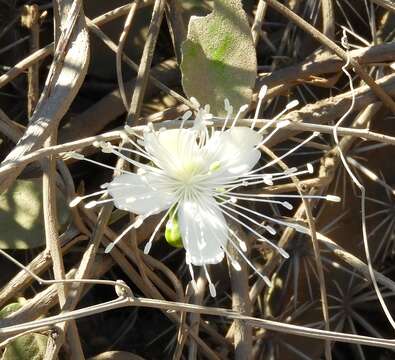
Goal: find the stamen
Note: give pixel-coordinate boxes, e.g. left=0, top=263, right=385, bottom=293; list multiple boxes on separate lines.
left=251, top=85, right=268, bottom=129
left=325, top=195, right=341, bottom=202
left=222, top=98, right=233, bottom=131
left=144, top=205, right=177, bottom=255
left=227, top=192, right=339, bottom=201
left=227, top=228, right=272, bottom=287
left=219, top=192, right=294, bottom=210
left=257, top=99, right=298, bottom=135
left=104, top=215, right=146, bottom=253
left=218, top=245, right=242, bottom=271
left=203, top=265, right=216, bottom=297
left=231, top=104, right=249, bottom=128
left=69, top=197, right=83, bottom=207
left=284, top=167, right=298, bottom=175
left=224, top=98, right=231, bottom=111
left=68, top=153, right=135, bottom=175
left=219, top=203, right=289, bottom=258
left=258, top=131, right=319, bottom=171
left=68, top=152, right=85, bottom=160
left=228, top=252, right=242, bottom=271
left=238, top=240, right=247, bottom=252
left=180, top=110, right=193, bottom=128
left=110, top=145, right=154, bottom=162
left=188, top=263, right=198, bottom=291
left=282, top=201, right=293, bottom=210
left=286, top=99, right=299, bottom=110
left=276, top=120, right=290, bottom=128
left=85, top=198, right=113, bottom=208
left=99, top=142, right=162, bottom=175
left=69, top=190, right=107, bottom=207
left=256, top=120, right=289, bottom=146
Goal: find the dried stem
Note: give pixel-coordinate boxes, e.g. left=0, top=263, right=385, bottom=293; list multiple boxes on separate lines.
left=126, top=0, right=167, bottom=125
left=264, top=0, right=395, bottom=113
left=116, top=0, right=141, bottom=111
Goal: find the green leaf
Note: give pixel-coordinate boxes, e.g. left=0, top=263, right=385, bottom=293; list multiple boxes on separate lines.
left=0, top=179, right=70, bottom=249
left=0, top=302, right=48, bottom=360
left=181, top=0, right=257, bottom=115
left=0, top=302, right=23, bottom=319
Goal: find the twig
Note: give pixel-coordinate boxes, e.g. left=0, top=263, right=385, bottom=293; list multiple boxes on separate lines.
left=259, top=42, right=395, bottom=89
left=188, top=271, right=206, bottom=360
left=251, top=0, right=268, bottom=46
left=0, top=231, right=83, bottom=308
left=165, top=0, right=187, bottom=63
left=126, top=0, right=167, bottom=125
left=261, top=146, right=332, bottom=360
left=0, top=256, right=114, bottom=328
left=116, top=0, right=141, bottom=110
left=228, top=225, right=253, bottom=359
left=21, top=4, right=41, bottom=118
left=0, top=3, right=153, bottom=90
left=321, top=0, right=335, bottom=40
left=42, top=131, right=70, bottom=359
left=264, top=0, right=395, bottom=113
left=2, top=296, right=395, bottom=350
left=365, top=0, right=395, bottom=12
left=262, top=73, right=395, bottom=147
left=0, top=0, right=90, bottom=194
left=86, top=20, right=191, bottom=109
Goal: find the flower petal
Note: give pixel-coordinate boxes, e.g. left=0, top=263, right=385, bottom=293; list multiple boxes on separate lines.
left=143, top=129, right=200, bottom=176
left=107, top=173, right=175, bottom=215
left=178, top=196, right=227, bottom=266
left=204, top=127, right=262, bottom=177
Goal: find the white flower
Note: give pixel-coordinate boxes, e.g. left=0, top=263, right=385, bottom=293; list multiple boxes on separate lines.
left=69, top=91, right=340, bottom=297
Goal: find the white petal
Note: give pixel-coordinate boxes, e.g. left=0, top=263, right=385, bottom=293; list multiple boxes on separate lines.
left=107, top=173, right=175, bottom=215
left=204, top=127, right=262, bottom=177
left=143, top=129, right=199, bottom=174
left=178, top=196, right=227, bottom=266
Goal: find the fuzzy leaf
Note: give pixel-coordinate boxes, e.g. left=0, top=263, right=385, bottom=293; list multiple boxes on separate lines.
left=0, top=179, right=70, bottom=249
left=0, top=302, right=48, bottom=360
left=181, top=0, right=257, bottom=115
left=0, top=302, right=23, bottom=318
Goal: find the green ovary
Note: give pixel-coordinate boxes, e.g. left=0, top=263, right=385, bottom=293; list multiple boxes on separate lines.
left=165, top=213, right=183, bottom=249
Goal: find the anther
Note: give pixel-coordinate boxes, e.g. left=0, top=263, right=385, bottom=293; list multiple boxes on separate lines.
left=69, top=197, right=82, bottom=207
left=69, top=152, right=85, bottom=160
left=231, top=260, right=242, bottom=271
left=204, top=265, right=216, bottom=297
left=182, top=110, right=192, bottom=121
left=282, top=201, right=293, bottom=210
left=326, top=195, right=341, bottom=202
left=258, top=85, right=268, bottom=99
left=276, top=120, right=290, bottom=128
left=286, top=99, right=299, bottom=110
left=85, top=201, right=97, bottom=209
left=144, top=241, right=153, bottom=255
